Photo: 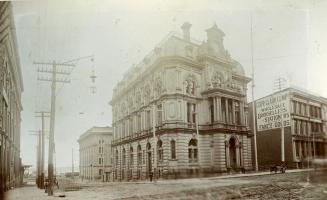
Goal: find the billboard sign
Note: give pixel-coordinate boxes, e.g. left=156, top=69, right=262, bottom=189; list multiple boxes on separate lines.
left=256, top=91, right=291, bottom=131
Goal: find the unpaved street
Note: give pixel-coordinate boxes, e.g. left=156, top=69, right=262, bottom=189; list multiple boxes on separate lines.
left=5, top=170, right=327, bottom=200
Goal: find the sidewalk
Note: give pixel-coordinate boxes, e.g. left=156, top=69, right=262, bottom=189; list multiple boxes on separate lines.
left=73, top=168, right=318, bottom=187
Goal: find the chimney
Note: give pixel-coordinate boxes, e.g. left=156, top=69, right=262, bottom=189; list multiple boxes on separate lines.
left=181, top=22, right=192, bottom=41
left=206, top=23, right=225, bottom=43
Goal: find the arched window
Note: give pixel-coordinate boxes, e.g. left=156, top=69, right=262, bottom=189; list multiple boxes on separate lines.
left=122, top=148, right=126, bottom=166
left=137, top=145, right=142, bottom=166
left=130, top=147, right=134, bottom=166
left=171, top=140, right=176, bottom=159
left=157, top=140, right=163, bottom=162
left=188, top=139, right=198, bottom=163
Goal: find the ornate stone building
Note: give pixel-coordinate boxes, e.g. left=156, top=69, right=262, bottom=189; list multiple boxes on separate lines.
left=111, top=22, right=253, bottom=181
left=78, top=126, right=113, bottom=181
left=0, top=2, right=24, bottom=192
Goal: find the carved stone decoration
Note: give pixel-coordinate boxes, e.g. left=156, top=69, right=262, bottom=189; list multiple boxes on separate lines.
left=135, top=90, right=141, bottom=108
left=128, top=95, right=134, bottom=111
left=144, top=84, right=151, bottom=104
left=154, top=77, right=162, bottom=98
left=211, top=71, right=223, bottom=88
left=184, top=73, right=197, bottom=95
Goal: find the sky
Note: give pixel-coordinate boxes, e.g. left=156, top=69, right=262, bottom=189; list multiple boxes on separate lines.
left=11, top=0, right=327, bottom=170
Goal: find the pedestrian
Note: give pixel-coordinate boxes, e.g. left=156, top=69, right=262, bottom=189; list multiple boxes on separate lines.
left=149, top=171, right=153, bottom=182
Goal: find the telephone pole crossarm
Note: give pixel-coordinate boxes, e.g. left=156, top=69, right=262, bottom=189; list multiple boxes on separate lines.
left=37, top=77, right=71, bottom=83
left=33, top=61, right=75, bottom=67
left=37, top=68, right=71, bottom=75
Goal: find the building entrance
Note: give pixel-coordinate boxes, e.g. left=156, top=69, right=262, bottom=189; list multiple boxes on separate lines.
left=146, top=143, right=152, bottom=178
left=229, top=137, right=237, bottom=169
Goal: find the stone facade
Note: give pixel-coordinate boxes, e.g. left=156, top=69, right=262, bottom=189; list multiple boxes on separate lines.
left=111, top=23, right=253, bottom=181
left=0, top=1, right=24, bottom=191
left=78, top=126, right=113, bottom=181
left=249, top=87, right=327, bottom=169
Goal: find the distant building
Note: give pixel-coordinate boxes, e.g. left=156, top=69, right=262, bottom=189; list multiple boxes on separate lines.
left=78, top=126, right=113, bottom=181
left=249, top=87, right=327, bottom=169
left=0, top=1, right=24, bottom=192
left=110, top=22, right=253, bottom=181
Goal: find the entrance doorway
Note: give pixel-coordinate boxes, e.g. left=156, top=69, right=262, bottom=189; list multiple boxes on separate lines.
left=229, top=137, right=237, bottom=169
left=146, top=143, right=152, bottom=178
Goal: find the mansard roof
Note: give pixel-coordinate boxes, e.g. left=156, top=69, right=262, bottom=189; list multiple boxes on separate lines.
left=112, top=23, right=247, bottom=101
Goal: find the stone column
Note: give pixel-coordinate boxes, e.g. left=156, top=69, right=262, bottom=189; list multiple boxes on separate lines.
left=232, top=100, right=236, bottom=124
left=225, top=98, right=229, bottom=124
left=304, top=142, right=307, bottom=158
left=212, top=97, right=218, bottom=121
left=292, top=140, right=297, bottom=160
left=235, top=143, right=240, bottom=168
left=225, top=141, right=230, bottom=168
left=240, top=142, right=244, bottom=167
left=217, top=97, right=222, bottom=122
left=240, top=101, right=245, bottom=125
left=298, top=141, right=303, bottom=159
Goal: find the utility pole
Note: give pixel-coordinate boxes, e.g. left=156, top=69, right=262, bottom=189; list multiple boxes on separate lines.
left=29, top=130, right=42, bottom=188
left=35, top=111, right=50, bottom=189
left=72, top=148, right=74, bottom=179
left=274, top=77, right=287, bottom=92
left=250, top=14, right=259, bottom=172
left=150, top=104, right=163, bottom=181
left=274, top=78, right=287, bottom=163
left=152, top=104, right=157, bottom=182
left=34, top=61, right=74, bottom=195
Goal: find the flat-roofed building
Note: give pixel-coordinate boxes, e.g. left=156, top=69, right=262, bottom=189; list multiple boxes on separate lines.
left=0, top=1, right=24, bottom=192
left=78, top=126, right=113, bottom=181
left=249, top=87, right=327, bottom=169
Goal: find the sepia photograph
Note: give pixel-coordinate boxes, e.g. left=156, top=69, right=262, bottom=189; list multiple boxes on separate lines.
left=1, top=0, right=327, bottom=199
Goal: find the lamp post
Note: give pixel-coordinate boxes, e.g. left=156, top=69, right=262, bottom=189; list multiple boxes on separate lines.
left=146, top=103, right=163, bottom=182
left=281, top=113, right=285, bottom=163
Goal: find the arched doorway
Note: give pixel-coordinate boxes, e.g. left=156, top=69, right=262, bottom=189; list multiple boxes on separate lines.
left=146, top=143, right=152, bottom=178
left=229, top=137, right=237, bottom=169
left=137, top=145, right=142, bottom=179
left=122, top=148, right=126, bottom=180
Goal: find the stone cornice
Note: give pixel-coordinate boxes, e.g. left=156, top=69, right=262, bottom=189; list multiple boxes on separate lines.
left=201, top=87, right=246, bottom=99
left=111, top=56, right=203, bottom=104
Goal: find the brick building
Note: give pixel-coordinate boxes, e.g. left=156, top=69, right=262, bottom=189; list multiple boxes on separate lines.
left=0, top=1, right=24, bottom=192
left=249, top=87, right=327, bottom=169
